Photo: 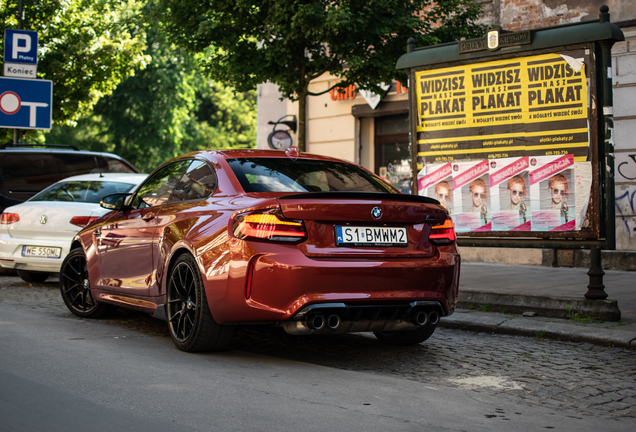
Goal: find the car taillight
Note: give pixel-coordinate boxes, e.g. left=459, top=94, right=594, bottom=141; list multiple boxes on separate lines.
left=70, top=216, right=99, bottom=227
left=429, top=218, right=456, bottom=245
left=0, top=213, right=19, bottom=224
left=233, top=210, right=307, bottom=243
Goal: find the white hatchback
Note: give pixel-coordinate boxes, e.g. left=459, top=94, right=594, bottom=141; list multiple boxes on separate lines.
left=0, top=173, right=147, bottom=283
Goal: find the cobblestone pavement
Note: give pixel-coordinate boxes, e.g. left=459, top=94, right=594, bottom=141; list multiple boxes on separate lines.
left=2, top=277, right=635, bottom=422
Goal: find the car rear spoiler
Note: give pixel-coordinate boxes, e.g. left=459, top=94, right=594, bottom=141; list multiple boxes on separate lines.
left=276, top=191, right=440, bottom=205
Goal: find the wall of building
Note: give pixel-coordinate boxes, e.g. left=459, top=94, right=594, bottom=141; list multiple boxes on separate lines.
left=479, top=0, right=635, bottom=30
left=613, top=27, right=636, bottom=250
left=256, top=82, right=292, bottom=150
left=305, top=73, right=357, bottom=162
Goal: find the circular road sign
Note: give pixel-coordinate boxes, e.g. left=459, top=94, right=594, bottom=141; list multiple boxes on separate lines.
left=0, top=91, right=21, bottom=115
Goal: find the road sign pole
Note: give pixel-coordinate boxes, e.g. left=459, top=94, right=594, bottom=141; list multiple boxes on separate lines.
left=13, top=0, right=25, bottom=143
left=17, top=0, right=24, bottom=29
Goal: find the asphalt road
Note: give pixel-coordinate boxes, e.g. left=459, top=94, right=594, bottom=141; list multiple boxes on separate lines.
left=1, top=276, right=634, bottom=431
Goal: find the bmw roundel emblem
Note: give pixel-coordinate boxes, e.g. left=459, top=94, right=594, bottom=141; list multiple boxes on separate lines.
left=371, top=207, right=382, bottom=219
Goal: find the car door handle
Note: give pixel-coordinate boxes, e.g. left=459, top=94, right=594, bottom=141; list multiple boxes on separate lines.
left=142, top=212, right=155, bottom=221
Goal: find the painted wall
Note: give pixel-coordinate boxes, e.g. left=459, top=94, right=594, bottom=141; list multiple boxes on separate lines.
left=256, top=82, right=291, bottom=150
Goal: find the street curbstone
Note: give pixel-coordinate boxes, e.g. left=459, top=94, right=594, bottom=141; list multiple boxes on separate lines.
left=441, top=309, right=636, bottom=349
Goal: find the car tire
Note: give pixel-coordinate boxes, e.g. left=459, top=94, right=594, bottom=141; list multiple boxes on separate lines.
left=17, top=270, right=50, bottom=283
left=373, top=323, right=437, bottom=346
left=59, top=248, right=115, bottom=318
left=166, top=254, right=235, bottom=353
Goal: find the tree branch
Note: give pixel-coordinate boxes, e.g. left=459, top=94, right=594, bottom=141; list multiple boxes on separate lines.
left=307, top=82, right=349, bottom=97
left=307, top=54, right=338, bottom=81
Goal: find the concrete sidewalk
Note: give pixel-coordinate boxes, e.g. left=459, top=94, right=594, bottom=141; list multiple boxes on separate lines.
left=441, top=262, right=636, bottom=349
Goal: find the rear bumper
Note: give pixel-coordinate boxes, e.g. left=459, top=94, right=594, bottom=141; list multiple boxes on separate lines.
left=206, top=244, right=460, bottom=324
left=0, top=234, right=67, bottom=273
left=280, top=300, right=444, bottom=335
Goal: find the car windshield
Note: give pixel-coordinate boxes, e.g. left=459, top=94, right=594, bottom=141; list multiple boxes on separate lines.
left=30, top=181, right=137, bottom=203
left=226, top=158, right=397, bottom=194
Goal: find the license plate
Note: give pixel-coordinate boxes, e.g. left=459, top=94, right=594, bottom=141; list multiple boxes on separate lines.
left=21, top=246, right=62, bottom=259
left=335, top=226, right=408, bottom=247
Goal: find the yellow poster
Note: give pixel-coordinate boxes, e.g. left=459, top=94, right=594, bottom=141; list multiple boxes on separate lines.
left=415, top=52, right=589, bottom=164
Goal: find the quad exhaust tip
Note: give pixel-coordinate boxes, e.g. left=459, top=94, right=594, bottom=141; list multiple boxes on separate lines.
left=307, top=315, right=326, bottom=331
left=429, top=311, right=440, bottom=325
left=306, top=314, right=342, bottom=331
left=327, top=314, right=341, bottom=330
left=301, top=309, right=440, bottom=334
left=413, top=311, right=429, bottom=326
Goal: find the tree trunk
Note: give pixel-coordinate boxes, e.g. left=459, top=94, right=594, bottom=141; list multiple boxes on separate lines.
left=297, top=90, right=307, bottom=152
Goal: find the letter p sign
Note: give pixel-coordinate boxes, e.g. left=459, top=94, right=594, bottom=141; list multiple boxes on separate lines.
left=12, top=34, right=31, bottom=60
left=3, top=29, right=38, bottom=65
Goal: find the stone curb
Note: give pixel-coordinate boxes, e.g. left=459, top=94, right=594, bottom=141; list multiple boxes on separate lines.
left=440, top=309, right=636, bottom=349
left=457, top=291, right=621, bottom=321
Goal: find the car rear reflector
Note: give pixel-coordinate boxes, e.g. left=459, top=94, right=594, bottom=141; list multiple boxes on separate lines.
left=245, top=262, right=254, bottom=299
left=0, top=213, right=20, bottom=224
left=233, top=210, right=306, bottom=243
left=70, top=216, right=99, bottom=227
left=429, top=218, right=456, bottom=245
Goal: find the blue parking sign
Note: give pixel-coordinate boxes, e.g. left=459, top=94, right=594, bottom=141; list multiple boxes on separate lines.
left=0, top=77, right=52, bottom=129
left=4, top=29, right=38, bottom=65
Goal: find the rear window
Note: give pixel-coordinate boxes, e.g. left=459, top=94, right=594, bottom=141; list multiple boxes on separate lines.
left=54, top=154, right=107, bottom=177
left=227, top=158, right=396, bottom=194
left=30, top=181, right=138, bottom=203
left=104, top=157, right=138, bottom=173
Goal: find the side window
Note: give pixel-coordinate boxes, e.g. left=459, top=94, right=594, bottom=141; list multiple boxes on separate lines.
left=169, top=160, right=217, bottom=203
left=131, top=161, right=191, bottom=209
left=0, top=154, right=58, bottom=196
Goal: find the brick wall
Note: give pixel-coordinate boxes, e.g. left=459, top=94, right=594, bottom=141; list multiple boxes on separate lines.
left=479, top=0, right=634, bottom=31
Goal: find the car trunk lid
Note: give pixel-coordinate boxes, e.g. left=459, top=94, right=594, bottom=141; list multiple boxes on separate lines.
left=276, top=192, right=448, bottom=258
left=4, top=202, right=108, bottom=240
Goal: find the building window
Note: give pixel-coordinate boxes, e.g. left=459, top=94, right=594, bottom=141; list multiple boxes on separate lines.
left=375, top=114, right=411, bottom=194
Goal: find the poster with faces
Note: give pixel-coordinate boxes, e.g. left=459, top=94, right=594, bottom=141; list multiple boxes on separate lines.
left=417, top=162, right=453, bottom=215
left=450, top=160, right=491, bottom=233
left=489, top=157, right=531, bottom=231
left=417, top=156, right=591, bottom=233
left=527, top=155, right=577, bottom=231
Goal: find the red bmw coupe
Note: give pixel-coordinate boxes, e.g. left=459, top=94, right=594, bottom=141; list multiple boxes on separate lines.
left=60, top=148, right=460, bottom=352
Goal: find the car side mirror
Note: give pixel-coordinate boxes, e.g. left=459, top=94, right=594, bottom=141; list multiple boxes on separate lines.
left=100, top=193, right=131, bottom=211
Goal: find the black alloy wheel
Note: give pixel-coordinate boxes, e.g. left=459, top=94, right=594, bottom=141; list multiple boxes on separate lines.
left=166, top=254, right=234, bottom=352
left=59, top=248, right=115, bottom=318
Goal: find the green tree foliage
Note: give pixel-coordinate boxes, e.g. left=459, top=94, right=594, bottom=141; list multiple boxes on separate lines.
left=0, top=0, right=148, bottom=143
left=160, top=0, right=485, bottom=151
left=46, top=27, right=256, bottom=172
